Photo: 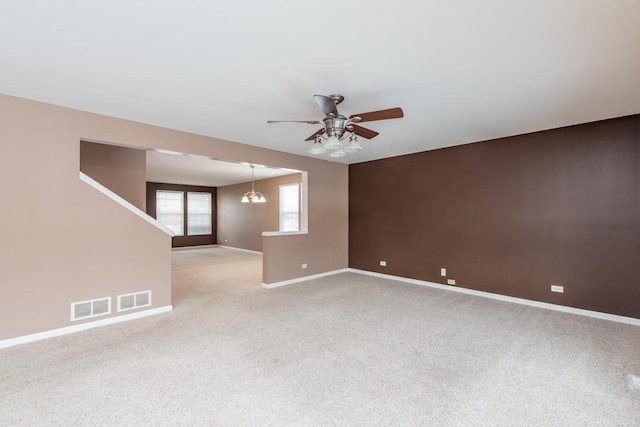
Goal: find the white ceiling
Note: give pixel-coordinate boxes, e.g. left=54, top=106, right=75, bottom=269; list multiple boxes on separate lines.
left=1, top=1, right=639, bottom=165
left=146, top=151, right=297, bottom=187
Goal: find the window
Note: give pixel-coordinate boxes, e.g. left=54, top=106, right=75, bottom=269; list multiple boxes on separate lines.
left=155, top=190, right=213, bottom=237
left=156, top=190, right=184, bottom=236
left=187, top=192, right=212, bottom=235
left=279, top=183, right=299, bottom=232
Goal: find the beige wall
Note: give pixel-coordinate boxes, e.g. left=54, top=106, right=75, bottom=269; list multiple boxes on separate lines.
left=217, top=173, right=302, bottom=252
left=264, top=166, right=348, bottom=283
left=0, top=94, right=348, bottom=341
left=80, top=141, right=147, bottom=210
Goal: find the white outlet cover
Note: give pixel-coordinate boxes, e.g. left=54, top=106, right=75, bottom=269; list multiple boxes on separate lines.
left=380, top=261, right=387, bottom=266
left=301, top=263, right=308, bottom=269
left=440, top=268, right=447, bottom=276
left=551, top=285, right=564, bottom=293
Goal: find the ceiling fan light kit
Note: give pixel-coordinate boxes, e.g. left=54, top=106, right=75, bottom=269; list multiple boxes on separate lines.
left=323, top=135, right=343, bottom=150
left=308, top=137, right=328, bottom=154
left=328, top=147, right=346, bottom=158
left=343, top=135, right=363, bottom=153
left=268, top=94, right=403, bottom=159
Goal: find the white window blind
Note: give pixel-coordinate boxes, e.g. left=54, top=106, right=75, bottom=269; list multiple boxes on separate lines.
left=156, top=190, right=184, bottom=236
left=187, top=192, right=212, bottom=235
left=279, top=183, right=299, bottom=232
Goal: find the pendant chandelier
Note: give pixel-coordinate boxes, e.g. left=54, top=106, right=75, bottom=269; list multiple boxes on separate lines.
left=241, top=165, right=266, bottom=203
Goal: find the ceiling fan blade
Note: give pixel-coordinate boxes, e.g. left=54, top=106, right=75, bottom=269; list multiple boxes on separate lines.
left=349, top=107, right=404, bottom=123
left=305, top=128, right=325, bottom=141
left=350, top=124, right=379, bottom=139
left=267, top=120, right=321, bottom=124
left=313, top=95, right=339, bottom=116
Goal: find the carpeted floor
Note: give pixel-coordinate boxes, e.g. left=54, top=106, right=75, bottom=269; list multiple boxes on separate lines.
left=1, top=246, right=639, bottom=426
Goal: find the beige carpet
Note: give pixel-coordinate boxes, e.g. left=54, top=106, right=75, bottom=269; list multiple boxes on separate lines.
left=1, top=246, right=639, bottom=426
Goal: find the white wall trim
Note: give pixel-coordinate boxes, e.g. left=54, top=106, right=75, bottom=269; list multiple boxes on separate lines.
left=300, top=171, right=308, bottom=232
left=217, top=245, right=263, bottom=254
left=79, top=171, right=175, bottom=236
left=171, top=244, right=218, bottom=251
left=262, top=268, right=349, bottom=289
left=348, top=269, right=640, bottom=327
left=171, top=245, right=262, bottom=254
left=262, top=230, right=308, bottom=237
left=0, top=305, right=173, bottom=350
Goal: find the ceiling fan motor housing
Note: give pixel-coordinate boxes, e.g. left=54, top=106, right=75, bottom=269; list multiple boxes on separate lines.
left=323, top=115, right=348, bottom=138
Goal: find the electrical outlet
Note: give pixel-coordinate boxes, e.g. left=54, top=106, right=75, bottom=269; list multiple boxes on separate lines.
left=301, top=263, right=307, bottom=269
left=380, top=261, right=387, bottom=267
left=440, top=268, right=447, bottom=277
left=551, top=285, right=564, bottom=293
left=447, top=279, right=456, bottom=285
left=224, top=239, right=228, bottom=243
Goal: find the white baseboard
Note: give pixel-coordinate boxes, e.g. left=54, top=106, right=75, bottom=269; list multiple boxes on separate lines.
left=5, top=269, right=636, bottom=350
left=217, top=245, right=263, bottom=255
left=262, top=268, right=350, bottom=289
left=347, top=269, right=640, bottom=327
left=171, top=244, right=217, bottom=251
left=0, top=305, right=173, bottom=350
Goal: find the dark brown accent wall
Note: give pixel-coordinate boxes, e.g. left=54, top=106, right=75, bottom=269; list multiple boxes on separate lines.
left=146, top=182, right=217, bottom=248
left=349, top=115, right=640, bottom=319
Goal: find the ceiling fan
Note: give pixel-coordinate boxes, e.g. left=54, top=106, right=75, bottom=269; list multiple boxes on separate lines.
left=267, top=94, right=404, bottom=157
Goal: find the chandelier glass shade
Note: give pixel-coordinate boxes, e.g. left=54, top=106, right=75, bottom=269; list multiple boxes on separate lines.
left=241, top=166, right=266, bottom=203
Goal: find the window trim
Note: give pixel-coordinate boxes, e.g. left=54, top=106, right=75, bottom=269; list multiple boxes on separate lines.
left=187, top=191, right=213, bottom=236
left=155, top=190, right=185, bottom=236
left=263, top=170, right=308, bottom=236
left=279, top=183, right=300, bottom=232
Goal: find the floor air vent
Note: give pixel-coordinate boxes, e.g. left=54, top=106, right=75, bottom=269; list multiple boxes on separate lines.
left=71, top=297, right=111, bottom=321
left=118, top=290, right=152, bottom=312
left=629, top=374, right=640, bottom=393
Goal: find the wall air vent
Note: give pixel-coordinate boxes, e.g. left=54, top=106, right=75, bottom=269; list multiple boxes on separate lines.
left=71, top=297, right=111, bottom=321
left=118, top=290, right=152, bottom=312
